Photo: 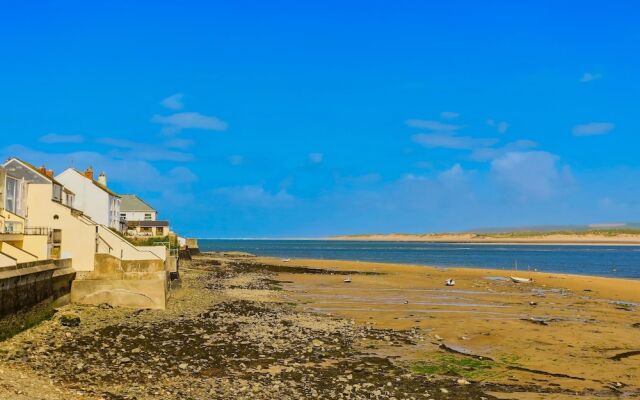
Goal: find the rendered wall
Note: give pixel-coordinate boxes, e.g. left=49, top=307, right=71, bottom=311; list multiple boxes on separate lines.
left=26, top=184, right=97, bottom=271
left=71, top=253, right=168, bottom=309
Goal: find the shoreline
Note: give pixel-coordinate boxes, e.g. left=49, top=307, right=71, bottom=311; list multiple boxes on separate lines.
left=260, top=256, right=640, bottom=301
left=328, top=237, right=640, bottom=245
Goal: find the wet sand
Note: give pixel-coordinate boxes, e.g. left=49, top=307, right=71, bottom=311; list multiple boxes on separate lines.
left=263, top=256, right=640, bottom=398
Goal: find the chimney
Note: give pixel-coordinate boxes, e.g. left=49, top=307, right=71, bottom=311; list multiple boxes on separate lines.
left=98, top=172, right=107, bottom=187
left=39, top=165, right=47, bottom=175
left=84, top=166, right=94, bottom=180
left=46, top=169, right=54, bottom=178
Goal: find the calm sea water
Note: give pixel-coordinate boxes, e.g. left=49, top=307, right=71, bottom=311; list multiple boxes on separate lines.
left=198, top=240, right=640, bottom=279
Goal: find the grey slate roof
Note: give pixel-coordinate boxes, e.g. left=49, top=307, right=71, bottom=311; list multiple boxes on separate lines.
left=120, top=195, right=156, bottom=212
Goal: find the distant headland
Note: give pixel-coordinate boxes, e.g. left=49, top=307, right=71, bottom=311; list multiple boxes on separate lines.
left=330, top=224, right=640, bottom=245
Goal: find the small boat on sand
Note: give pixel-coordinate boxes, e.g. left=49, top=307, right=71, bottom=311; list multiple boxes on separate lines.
left=445, top=278, right=456, bottom=286
left=511, top=276, right=533, bottom=283
left=343, top=276, right=352, bottom=283
left=281, top=258, right=291, bottom=262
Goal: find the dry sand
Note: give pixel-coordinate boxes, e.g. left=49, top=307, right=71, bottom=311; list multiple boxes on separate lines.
left=262, top=256, right=640, bottom=398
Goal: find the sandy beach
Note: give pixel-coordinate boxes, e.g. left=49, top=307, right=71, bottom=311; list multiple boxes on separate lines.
left=268, top=256, right=640, bottom=398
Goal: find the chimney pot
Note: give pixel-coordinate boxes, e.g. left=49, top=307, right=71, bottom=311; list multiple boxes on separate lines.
left=39, top=166, right=47, bottom=175
left=84, top=167, right=94, bottom=180
left=98, top=172, right=107, bottom=187
left=46, top=169, right=54, bottom=178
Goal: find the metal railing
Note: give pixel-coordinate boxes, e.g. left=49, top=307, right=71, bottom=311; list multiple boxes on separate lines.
left=24, top=227, right=52, bottom=236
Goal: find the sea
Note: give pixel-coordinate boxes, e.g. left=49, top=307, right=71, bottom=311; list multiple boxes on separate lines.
left=199, top=239, right=640, bottom=279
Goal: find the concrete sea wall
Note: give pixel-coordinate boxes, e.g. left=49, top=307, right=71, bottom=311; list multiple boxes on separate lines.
left=0, top=259, right=75, bottom=317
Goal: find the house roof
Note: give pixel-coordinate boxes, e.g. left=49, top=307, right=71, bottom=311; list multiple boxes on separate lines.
left=69, top=168, right=121, bottom=198
left=121, top=194, right=156, bottom=212
left=3, top=157, right=57, bottom=185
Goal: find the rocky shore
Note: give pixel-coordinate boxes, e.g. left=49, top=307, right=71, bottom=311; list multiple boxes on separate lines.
left=2, top=252, right=638, bottom=399
left=0, top=253, right=502, bottom=399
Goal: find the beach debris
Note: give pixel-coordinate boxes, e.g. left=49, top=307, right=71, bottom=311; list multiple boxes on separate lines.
left=439, top=343, right=494, bottom=361
left=609, top=350, right=640, bottom=361
left=343, top=276, right=352, bottom=283
left=510, top=276, right=533, bottom=283
left=529, top=301, right=538, bottom=306
left=445, top=278, right=456, bottom=286
left=459, top=336, right=470, bottom=341
left=522, top=317, right=548, bottom=326
left=434, top=334, right=444, bottom=341
left=403, top=300, right=409, bottom=304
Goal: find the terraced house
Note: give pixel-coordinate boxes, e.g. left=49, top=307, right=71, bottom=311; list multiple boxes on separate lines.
left=0, top=157, right=177, bottom=314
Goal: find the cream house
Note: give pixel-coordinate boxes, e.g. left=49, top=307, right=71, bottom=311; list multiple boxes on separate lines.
left=55, top=167, right=122, bottom=231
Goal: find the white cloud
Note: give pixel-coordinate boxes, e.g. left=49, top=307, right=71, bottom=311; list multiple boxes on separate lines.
left=580, top=72, right=602, bottom=83
left=309, top=153, right=323, bottom=163
left=438, top=163, right=465, bottom=182
left=405, top=119, right=461, bottom=131
left=572, top=122, right=615, bottom=136
left=161, top=93, right=185, bottom=110
left=152, top=112, right=228, bottom=134
left=490, top=151, right=574, bottom=200
left=413, top=133, right=498, bottom=150
left=97, top=137, right=194, bottom=162
left=39, top=133, right=84, bottom=144
left=213, top=185, right=294, bottom=208
left=471, top=139, right=538, bottom=161
left=440, top=111, right=460, bottom=120
left=486, top=119, right=509, bottom=133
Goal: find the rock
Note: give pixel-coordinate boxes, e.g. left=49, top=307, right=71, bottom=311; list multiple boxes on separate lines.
left=440, top=388, right=449, bottom=393
left=434, top=335, right=443, bottom=341
left=456, top=378, right=470, bottom=385
left=59, top=313, right=81, bottom=327
left=179, top=363, right=189, bottom=370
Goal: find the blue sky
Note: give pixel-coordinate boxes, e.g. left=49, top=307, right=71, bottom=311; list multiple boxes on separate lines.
left=1, top=1, right=639, bottom=237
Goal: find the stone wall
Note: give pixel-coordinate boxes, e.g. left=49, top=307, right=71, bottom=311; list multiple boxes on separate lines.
left=0, top=259, right=75, bottom=317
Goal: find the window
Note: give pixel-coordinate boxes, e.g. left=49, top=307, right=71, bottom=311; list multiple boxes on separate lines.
left=52, top=183, right=62, bottom=202
left=156, top=227, right=164, bottom=236
left=144, top=213, right=152, bottom=220
left=5, top=176, right=17, bottom=213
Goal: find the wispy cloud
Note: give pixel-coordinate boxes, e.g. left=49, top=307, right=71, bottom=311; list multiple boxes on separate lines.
left=413, top=133, right=497, bottom=150
left=580, top=72, right=602, bottom=83
left=471, top=139, right=538, bottom=161
left=572, top=122, right=615, bottom=136
left=97, top=137, right=194, bottom=162
left=440, top=111, right=460, bottom=120
left=405, top=119, right=461, bottom=131
left=39, top=133, right=84, bottom=144
left=308, top=153, right=323, bottom=163
left=486, top=119, right=509, bottom=133
left=161, top=93, right=185, bottom=110
left=213, top=184, right=294, bottom=208
left=152, top=112, right=228, bottom=134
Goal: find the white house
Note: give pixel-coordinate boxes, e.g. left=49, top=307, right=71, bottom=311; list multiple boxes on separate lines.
left=55, top=167, right=122, bottom=230
left=120, top=194, right=170, bottom=237
left=120, top=194, right=158, bottom=222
